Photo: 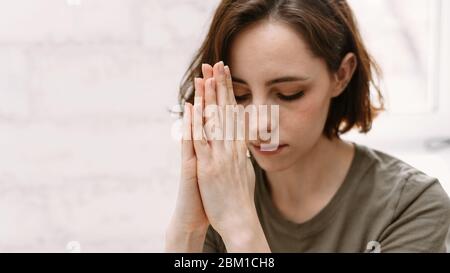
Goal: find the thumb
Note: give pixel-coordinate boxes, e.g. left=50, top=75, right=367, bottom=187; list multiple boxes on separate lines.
left=181, top=103, right=195, bottom=161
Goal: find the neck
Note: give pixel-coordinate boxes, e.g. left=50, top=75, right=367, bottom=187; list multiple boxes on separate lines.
left=265, top=136, right=354, bottom=206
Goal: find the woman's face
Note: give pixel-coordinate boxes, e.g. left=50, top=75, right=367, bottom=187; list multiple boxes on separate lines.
left=229, top=20, right=340, bottom=173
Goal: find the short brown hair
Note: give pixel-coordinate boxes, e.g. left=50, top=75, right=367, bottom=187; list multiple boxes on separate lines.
left=178, top=0, right=384, bottom=139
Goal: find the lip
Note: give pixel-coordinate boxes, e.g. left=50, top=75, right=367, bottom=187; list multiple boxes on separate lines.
left=251, top=144, right=288, bottom=156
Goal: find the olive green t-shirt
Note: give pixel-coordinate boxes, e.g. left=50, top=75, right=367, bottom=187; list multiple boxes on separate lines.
left=203, top=143, right=450, bottom=253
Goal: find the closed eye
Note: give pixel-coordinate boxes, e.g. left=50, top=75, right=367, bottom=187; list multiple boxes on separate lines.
left=234, top=94, right=251, bottom=102
left=234, top=91, right=305, bottom=102
left=277, top=91, right=304, bottom=101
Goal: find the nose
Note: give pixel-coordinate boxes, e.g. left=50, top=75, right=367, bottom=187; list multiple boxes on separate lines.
left=247, top=98, right=279, bottom=143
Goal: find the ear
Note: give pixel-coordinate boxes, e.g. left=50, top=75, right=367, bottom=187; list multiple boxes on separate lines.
left=331, top=53, right=357, bottom=98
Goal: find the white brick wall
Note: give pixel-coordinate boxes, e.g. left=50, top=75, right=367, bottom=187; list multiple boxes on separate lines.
left=0, top=0, right=220, bottom=252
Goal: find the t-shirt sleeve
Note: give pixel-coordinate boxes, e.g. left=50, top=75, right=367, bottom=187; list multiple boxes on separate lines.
left=378, top=174, right=450, bottom=253
left=202, top=225, right=227, bottom=253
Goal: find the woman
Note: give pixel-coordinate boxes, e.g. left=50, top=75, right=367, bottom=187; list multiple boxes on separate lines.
left=165, top=0, right=450, bottom=252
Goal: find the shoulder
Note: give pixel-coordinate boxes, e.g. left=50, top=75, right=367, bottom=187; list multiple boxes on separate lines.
left=355, top=143, right=450, bottom=251
left=356, top=143, right=449, bottom=206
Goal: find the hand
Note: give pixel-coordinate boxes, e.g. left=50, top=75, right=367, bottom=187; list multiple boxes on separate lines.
left=192, top=61, right=258, bottom=236
left=167, top=63, right=216, bottom=234
left=165, top=66, right=217, bottom=253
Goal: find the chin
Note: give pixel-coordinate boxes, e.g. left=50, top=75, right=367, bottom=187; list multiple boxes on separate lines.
left=252, top=155, right=294, bottom=173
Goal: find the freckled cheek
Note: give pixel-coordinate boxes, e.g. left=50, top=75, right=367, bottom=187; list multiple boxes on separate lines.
left=299, top=90, right=332, bottom=122
left=278, top=101, right=328, bottom=141
left=278, top=109, right=312, bottom=137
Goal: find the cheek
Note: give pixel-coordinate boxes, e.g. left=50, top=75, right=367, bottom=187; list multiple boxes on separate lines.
left=279, top=92, right=331, bottom=139
left=279, top=109, right=315, bottom=139
left=301, top=86, right=332, bottom=123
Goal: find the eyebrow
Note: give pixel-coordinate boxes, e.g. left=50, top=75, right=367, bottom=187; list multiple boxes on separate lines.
left=232, top=76, right=310, bottom=86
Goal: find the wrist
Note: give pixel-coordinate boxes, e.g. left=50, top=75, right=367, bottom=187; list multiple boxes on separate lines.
left=165, top=224, right=208, bottom=253
left=219, top=210, right=271, bottom=253
left=167, top=214, right=210, bottom=233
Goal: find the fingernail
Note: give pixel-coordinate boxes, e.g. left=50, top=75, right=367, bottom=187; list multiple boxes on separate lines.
left=219, top=61, right=225, bottom=73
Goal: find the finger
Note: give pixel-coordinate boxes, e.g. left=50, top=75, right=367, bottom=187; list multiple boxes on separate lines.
left=204, top=78, right=217, bottom=108
left=193, top=78, right=205, bottom=141
left=204, top=78, right=223, bottom=144
left=204, top=78, right=218, bottom=136
left=182, top=103, right=195, bottom=161
left=193, top=80, right=210, bottom=156
left=224, top=65, right=240, bottom=142
left=194, top=77, right=204, bottom=111
left=213, top=61, right=229, bottom=107
left=202, top=63, right=213, bottom=81
left=192, top=104, right=210, bottom=157
left=224, top=65, right=241, bottom=142
left=224, top=65, right=237, bottom=105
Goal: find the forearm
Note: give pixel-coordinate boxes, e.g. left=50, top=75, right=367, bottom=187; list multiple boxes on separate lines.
left=165, top=225, right=208, bottom=253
